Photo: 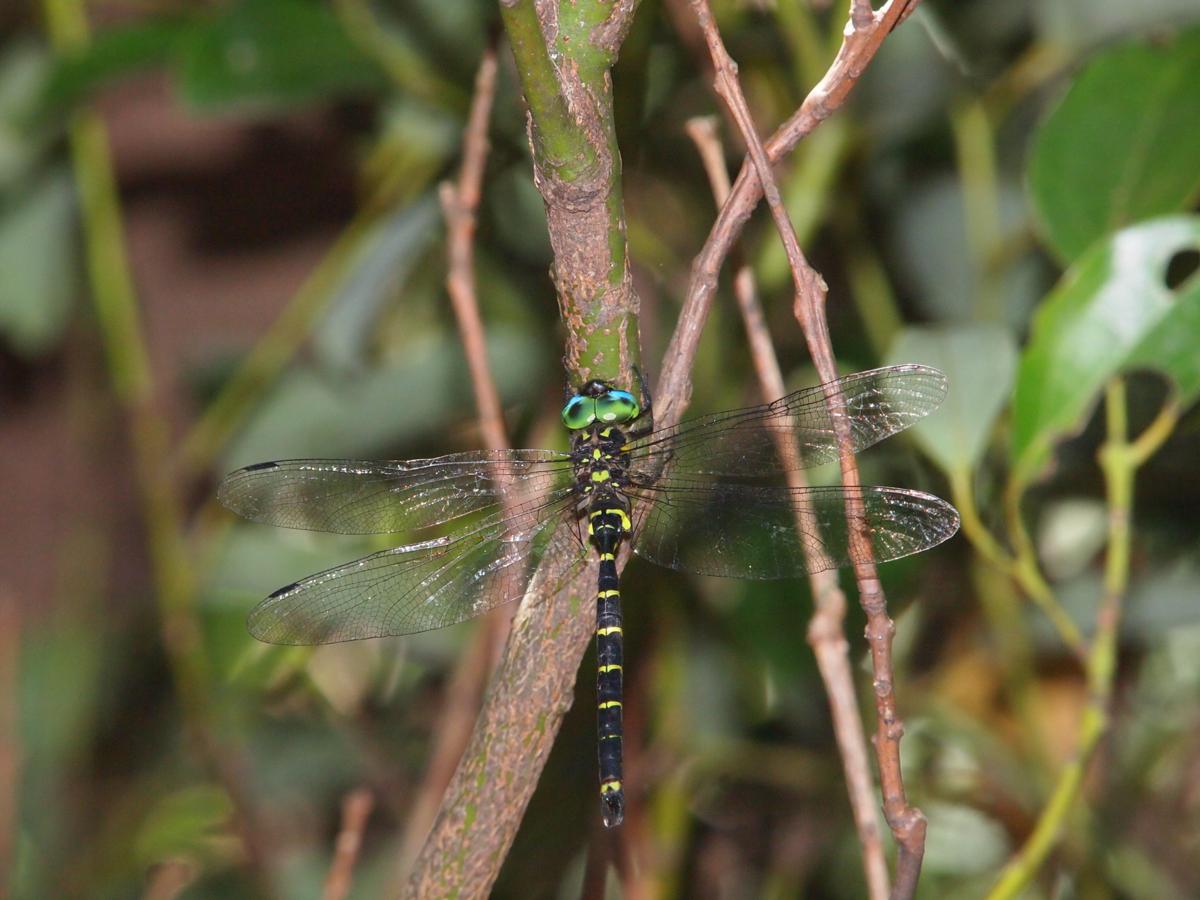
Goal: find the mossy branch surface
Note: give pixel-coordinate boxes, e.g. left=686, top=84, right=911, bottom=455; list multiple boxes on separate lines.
left=500, top=0, right=640, bottom=386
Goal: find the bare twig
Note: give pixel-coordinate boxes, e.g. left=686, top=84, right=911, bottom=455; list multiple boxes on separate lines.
left=655, top=0, right=919, bottom=425
left=322, top=789, right=375, bottom=900
left=394, top=40, right=525, bottom=884
left=688, top=1, right=925, bottom=894
left=141, top=859, right=199, bottom=900
left=685, top=114, right=889, bottom=900
left=441, top=40, right=507, bottom=456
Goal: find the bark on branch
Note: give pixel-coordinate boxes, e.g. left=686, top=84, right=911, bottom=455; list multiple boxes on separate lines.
left=403, top=3, right=642, bottom=896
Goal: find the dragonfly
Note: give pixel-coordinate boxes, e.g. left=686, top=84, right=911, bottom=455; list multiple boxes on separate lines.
left=218, top=363, right=959, bottom=828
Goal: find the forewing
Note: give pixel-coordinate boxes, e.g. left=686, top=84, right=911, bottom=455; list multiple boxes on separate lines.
left=218, top=449, right=573, bottom=535
left=627, top=365, right=946, bottom=478
left=246, top=487, right=585, bottom=643
left=629, top=482, right=959, bottom=579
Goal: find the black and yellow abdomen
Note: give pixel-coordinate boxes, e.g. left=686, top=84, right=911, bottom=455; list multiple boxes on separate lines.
left=590, top=503, right=629, bottom=827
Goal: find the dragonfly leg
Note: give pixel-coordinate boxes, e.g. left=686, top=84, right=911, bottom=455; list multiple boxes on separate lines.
left=626, top=365, right=655, bottom=439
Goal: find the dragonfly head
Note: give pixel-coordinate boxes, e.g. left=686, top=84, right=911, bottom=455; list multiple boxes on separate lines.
left=562, top=381, right=641, bottom=430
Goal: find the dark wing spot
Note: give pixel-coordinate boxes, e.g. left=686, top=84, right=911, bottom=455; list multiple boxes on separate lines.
left=245, top=461, right=280, bottom=471
left=268, top=582, right=299, bottom=598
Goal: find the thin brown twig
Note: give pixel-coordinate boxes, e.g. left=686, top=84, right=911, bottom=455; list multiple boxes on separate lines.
left=687, top=1, right=926, bottom=895
left=322, top=789, right=375, bottom=900
left=655, top=0, right=919, bottom=426
left=141, top=859, right=199, bottom=900
left=441, top=40, right=508, bottom=457
left=685, top=114, right=889, bottom=900
left=395, top=38, right=523, bottom=885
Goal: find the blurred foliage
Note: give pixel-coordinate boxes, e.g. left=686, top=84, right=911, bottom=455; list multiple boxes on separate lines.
left=4, top=0, right=1200, bottom=898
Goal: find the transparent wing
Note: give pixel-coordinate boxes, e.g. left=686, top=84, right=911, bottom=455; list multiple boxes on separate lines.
left=218, top=449, right=574, bottom=535
left=628, top=482, right=959, bottom=579
left=627, top=365, right=946, bottom=478
left=246, top=487, right=586, bottom=643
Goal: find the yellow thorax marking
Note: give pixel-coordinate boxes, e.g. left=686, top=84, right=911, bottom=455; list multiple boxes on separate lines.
left=599, top=700, right=622, bottom=709
left=598, top=664, right=622, bottom=673
left=596, top=625, right=622, bottom=636
left=600, top=780, right=622, bottom=792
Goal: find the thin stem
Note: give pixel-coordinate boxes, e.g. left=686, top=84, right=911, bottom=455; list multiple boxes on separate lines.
left=688, top=2, right=927, bottom=893
left=1004, top=479, right=1088, bottom=658
left=685, top=115, right=890, bottom=900
left=322, top=789, right=375, bottom=900
left=988, top=379, right=1173, bottom=897
left=950, top=97, right=1004, bottom=323
left=836, top=208, right=905, bottom=358
left=396, top=43, right=519, bottom=880
left=949, top=467, right=1013, bottom=572
left=655, top=0, right=918, bottom=437
left=440, top=40, right=508, bottom=455
left=0, top=591, right=16, bottom=883
left=956, top=464, right=1088, bottom=661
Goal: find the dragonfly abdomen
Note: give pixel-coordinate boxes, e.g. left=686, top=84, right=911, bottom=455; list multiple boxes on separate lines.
left=590, top=505, right=628, bottom=828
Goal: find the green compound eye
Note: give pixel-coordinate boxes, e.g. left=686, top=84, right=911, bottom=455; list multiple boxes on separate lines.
left=561, top=395, right=597, bottom=430
left=595, top=390, right=640, bottom=424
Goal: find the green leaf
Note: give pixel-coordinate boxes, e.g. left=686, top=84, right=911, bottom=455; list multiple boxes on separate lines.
left=174, top=0, right=386, bottom=112
left=0, top=41, right=54, bottom=190
left=1010, top=216, right=1200, bottom=485
left=920, top=802, right=1010, bottom=876
left=1125, top=254, right=1200, bottom=401
left=886, top=324, right=1018, bottom=476
left=220, top=327, right=545, bottom=469
left=38, top=19, right=191, bottom=117
left=133, top=786, right=235, bottom=868
left=0, top=171, right=77, bottom=357
left=488, top=163, right=552, bottom=265
left=888, top=176, right=1046, bottom=327
left=1029, top=29, right=1200, bottom=263
left=313, top=193, right=440, bottom=371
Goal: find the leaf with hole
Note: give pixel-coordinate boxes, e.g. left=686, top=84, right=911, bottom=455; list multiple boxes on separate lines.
left=1010, top=216, right=1200, bottom=485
